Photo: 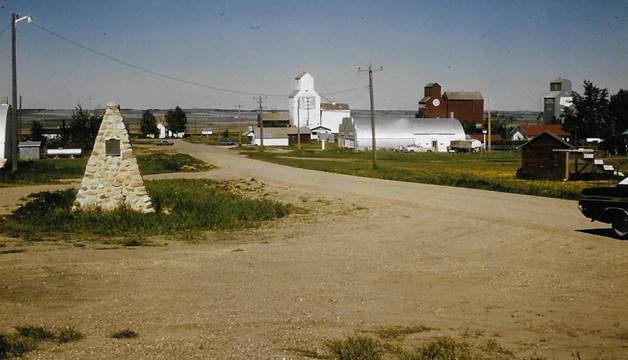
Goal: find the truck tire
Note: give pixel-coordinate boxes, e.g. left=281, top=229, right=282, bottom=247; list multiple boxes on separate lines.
left=612, top=212, right=628, bottom=238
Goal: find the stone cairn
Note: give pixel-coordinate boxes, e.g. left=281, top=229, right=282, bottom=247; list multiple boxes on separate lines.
left=73, top=102, right=154, bottom=213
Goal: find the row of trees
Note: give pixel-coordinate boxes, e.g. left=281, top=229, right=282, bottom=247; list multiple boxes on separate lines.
left=140, top=106, right=187, bottom=137
left=30, top=105, right=103, bottom=150
left=562, top=81, right=628, bottom=154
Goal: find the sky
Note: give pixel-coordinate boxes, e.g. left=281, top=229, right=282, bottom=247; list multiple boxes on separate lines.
left=0, top=0, right=626, bottom=111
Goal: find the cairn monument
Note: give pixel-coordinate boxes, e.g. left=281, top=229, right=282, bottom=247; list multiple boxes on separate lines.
left=73, top=102, right=154, bottom=213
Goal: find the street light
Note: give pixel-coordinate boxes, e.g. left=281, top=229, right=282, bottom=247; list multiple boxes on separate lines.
left=10, top=13, right=33, bottom=173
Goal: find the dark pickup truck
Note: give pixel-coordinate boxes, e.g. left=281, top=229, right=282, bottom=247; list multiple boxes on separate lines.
left=579, top=183, right=628, bottom=238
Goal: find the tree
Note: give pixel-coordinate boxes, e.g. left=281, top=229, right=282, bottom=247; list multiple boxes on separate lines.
left=70, top=104, right=103, bottom=150
left=610, top=89, right=628, bottom=154
left=483, top=113, right=510, bottom=140
left=30, top=120, right=44, bottom=142
left=221, top=129, right=230, bottom=141
left=165, top=106, right=187, bottom=134
left=140, top=109, right=159, bottom=137
left=562, top=80, right=613, bottom=150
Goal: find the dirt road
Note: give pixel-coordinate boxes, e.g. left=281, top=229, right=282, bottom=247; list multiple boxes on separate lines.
left=1, top=141, right=626, bottom=359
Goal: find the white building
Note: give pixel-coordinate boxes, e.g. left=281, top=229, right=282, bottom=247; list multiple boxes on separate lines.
left=244, top=127, right=290, bottom=146
left=338, top=117, right=466, bottom=152
left=288, top=72, right=321, bottom=129
left=156, top=122, right=167, bottom=139
left=0, top=103, right=12, bottom=170
left=320, top=103, right=350, bottom=133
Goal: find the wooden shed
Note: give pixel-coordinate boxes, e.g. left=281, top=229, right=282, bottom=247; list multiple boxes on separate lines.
left=518, top=131, right=572, bottom=180
left=287, top=127, right=312, bottom=145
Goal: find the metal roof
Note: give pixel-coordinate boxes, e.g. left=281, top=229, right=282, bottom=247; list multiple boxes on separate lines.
left=419, top=96, right=431, bottom=104
left=351, top=117, right=465, bottom=138
left=321, top=103, right=349, bottom=110
left=286, top=127, right=312, bottom=135
left=260, top=111, right=290, bottom=121
left=443, top=91, right=483, bottom=100
left=18, top=141, right=42, bottom=147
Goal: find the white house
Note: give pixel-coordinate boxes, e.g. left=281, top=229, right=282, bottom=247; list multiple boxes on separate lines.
left=156, top=122, right=167, bottom=139
left=0, top=103, right=12, bottom=170
left=288, top=72, right=321, bottom=129
left=244, top=127, right=290, bottom=146
left=338, top=117, right=466, bottom=152
left=320, top=103, right=350, bottom=133
left=310, top=126, right=333, bottom=141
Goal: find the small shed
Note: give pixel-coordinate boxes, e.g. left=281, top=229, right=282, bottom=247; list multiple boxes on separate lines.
left=518, top=131, right=572, bottom=180
left=18, top=141, right=42, bottom=160
left=287, top=127, right=312, bottom=145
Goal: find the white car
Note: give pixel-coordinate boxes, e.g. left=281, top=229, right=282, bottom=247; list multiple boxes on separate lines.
left=401, top=145, right=431, bottom=153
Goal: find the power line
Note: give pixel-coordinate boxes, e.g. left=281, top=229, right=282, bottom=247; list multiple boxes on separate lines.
left=31, top=21, right=286, bottom=97
left=29, top=21, right=367, bottom=100
left=0, top=24, right=10, bottom=35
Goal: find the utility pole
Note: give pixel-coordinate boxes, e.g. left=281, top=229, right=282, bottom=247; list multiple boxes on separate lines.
left=487, top=98, right=492, bottom=153
left=18, top=94, right=22, bottom=142
left=254, top=96, right=265, bottom=151
left=236, top=104, right=242, bottom=146
left=358, top=64, right=383, bottom=169
left=10, top=13, right=17, bottom=172
left=297, top=98, right=301, bottom=150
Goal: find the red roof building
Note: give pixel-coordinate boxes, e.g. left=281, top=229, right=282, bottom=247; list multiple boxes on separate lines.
left=511, top=124, right=571, bottom=141
left=418, top=82, right=484, bottom=125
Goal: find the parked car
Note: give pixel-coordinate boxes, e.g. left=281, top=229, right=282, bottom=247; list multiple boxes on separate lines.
left=579, top=180, right=628, bottom=238
left=155, top=139, right=174, bottom=146
left=401, top=145, right=431, bottom=153
left=219, top=140, right=235, bottom=146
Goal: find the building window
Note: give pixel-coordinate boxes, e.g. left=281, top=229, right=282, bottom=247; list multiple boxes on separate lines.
left=550, top=83, right=561, bottom=91
left=105, top=138, right=121, bottom=156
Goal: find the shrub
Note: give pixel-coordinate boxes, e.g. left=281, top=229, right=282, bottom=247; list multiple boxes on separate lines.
left=111, top=329, right=139, bottom=339
left=0, top=179, right=290, bottom=239
left=325, top=336, right=382, bottom=360
left=57, top=327, right=84, bottom=343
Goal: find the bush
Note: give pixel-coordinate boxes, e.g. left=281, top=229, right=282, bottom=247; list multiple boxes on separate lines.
left=325, top=336, right=382, bottom=360
left=111, top=329, right=139, bottom=339
left=0, top=179, right=290, bottom=239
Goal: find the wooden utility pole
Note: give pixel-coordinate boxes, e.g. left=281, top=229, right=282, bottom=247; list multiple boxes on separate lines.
left=18, top=95, right=22, bottom=142
left=487, top=108, right=492, bottom=153
left=358, top=64, right=383, bottom=169
left=255, top=96, right=265, bottom=151
left=10, top=13, right=17, bottom=172
left=236, top=104, right=242, bottom=146
left=297, top=98, right=301, bottom=150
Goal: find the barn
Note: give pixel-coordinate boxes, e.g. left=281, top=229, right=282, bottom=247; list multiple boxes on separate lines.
left=338, top=117, right=466, bottom=152
left=0, top=103, right=12, bottom=171
left=518, top=131, right=573, bottom=180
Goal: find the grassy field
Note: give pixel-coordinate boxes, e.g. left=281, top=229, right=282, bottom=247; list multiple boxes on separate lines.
left=244, top=148, right=619, bottom=200
left=0, top=179, right=291, bottom=241
left=1, top=150, right=211, bottom=186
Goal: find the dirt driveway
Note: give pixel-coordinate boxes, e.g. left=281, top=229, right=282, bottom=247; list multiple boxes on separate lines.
left=1, top=141, right=626, bottom=359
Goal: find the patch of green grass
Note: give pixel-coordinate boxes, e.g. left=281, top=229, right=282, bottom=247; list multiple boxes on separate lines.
left=405, top=337, right=473, bottom=360
left=0, top=249, right=25, bottom=255
left=0, top=151, right=211, bottom=186
left=0, top=325, right=83, bottom=358
left=111, top=329, right=138, bottom=339
left=2, top=157, right=88, bottom=185
left=325, top=336, right=383, bottom=360
left=184, top=134, right=225, bottom=145
left=136, top=152, right=213, bottom=174
left=369, top=325, right=434, bottom=340
left=56, top=327, right=84, bottom=343
left=246, top=150, right=617, bottom=200
left=0, top=333, right=36, bottom=359
left=0, top=179, right=291, bottom=240
left=14, top=326, right=56, bottom=342
left=14, top=325, right=83, bottom=344
left=320, top=328, right=522, bottom=360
